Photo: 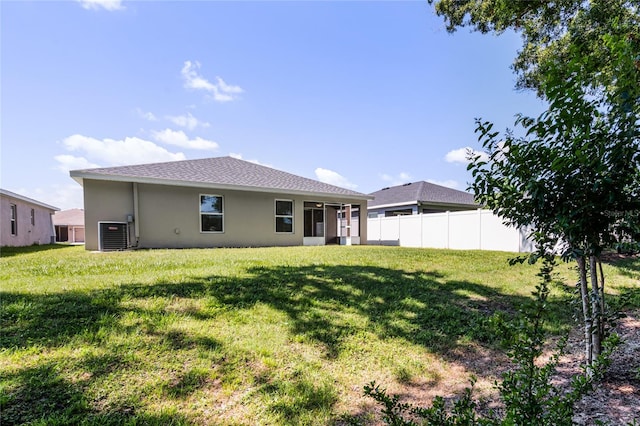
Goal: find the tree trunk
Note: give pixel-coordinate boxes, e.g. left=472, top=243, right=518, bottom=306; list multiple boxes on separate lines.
left=598, top=259, right=606, bottom=340
left=589, top=255, right=601, bottom=357
left=577, top=256, right=593, bottom=369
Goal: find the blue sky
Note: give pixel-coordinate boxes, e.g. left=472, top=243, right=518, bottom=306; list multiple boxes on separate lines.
left=1, top=0, right=546, bottom=210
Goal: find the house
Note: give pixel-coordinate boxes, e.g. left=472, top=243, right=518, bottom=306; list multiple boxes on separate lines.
left=1, top=189, right=59, bottom=247
left=53, top=209, right=85, bottom=244
left=70, top=156, right=374, bottom=251
left=367, top=181, right=478, bottom=218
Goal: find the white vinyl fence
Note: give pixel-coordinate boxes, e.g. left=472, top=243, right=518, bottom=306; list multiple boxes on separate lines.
left=367, top=209, right=534, bottom=253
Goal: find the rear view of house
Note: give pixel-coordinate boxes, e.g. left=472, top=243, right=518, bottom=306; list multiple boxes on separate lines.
left=70, top=156, right=373, bottom=251
left=1, top=189, right=59, bottom=247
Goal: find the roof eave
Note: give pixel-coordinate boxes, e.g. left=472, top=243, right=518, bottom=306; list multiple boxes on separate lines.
left=0, top=189, right=60, bottom=211
left=367, top=200, right=420, bottom=209
left=368, top=200, right=478, bottom=209
left=417, top=200, right=478, bottom=208
left=70, top=171, right=374, bottom=201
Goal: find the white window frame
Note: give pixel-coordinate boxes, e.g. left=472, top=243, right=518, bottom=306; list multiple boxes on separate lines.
left=199, top=194, right=224, bottom=233
left=10, top=204, right=17, bottom=236
left=275, top=199, right=294, bottom=234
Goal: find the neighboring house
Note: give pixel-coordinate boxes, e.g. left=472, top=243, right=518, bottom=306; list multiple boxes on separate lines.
left=367, top=181, right=479, bottom=218
left=53, top=208, right=85, bottom=244
left=1, top=189, right=59, bottom=247
left=70, top=156, right=374, bottom=251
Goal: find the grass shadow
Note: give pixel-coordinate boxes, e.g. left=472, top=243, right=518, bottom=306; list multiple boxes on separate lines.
left=0, top=243, right=74, bottom=258
left=611, top=256, right=640, bottom=277
left=203, top=264, right=564, bottom=360
left=0, top=262, right=577, bottom=424
left=0, top=291, right=121, bottom=348
left=0, top=362, right=194, bottom=426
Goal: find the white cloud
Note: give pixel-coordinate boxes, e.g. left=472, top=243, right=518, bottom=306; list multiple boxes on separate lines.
left=315, top=168, right=358, bottom=189
left=380, top=172, right=412, bottom=186
left=229, top=153, right=272, bottom=167
left=216, top=77, right=243, bottom=95
left=426, top=179, right=461, bottom=190
left=77, top=0, right=124, bottom=11
left=152, top=129, right=219, bottom=150
left=445, top=147, right=489, bottom=165
left=181, top=61, right=243, bottom=102
left=39, top=184, right=85, bottom=210
left=10, top=184, right=85, bottom=211
left=166, top=112, right=210, bottom=130
left=61, top=134, right=186, bottom=166
left=50, top=134, right=188, bottom=209
left=135, top=108, right=157, bottom=122
left=54, top=155, right=101, bottom=173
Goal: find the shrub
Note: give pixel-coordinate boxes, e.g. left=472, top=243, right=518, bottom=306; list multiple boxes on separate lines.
left=365, top=258, right=617, bottom=425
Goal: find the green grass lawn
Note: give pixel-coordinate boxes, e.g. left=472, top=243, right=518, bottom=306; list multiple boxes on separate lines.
left=1, top=245, right=638, bottom=425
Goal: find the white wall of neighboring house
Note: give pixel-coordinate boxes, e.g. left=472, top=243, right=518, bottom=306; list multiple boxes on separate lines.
left=367, top=209, right=534, bottom=253
left=1, top=190, right=58, bottom=247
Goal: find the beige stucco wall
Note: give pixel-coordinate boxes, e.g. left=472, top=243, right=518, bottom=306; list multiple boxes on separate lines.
left=83, top=180, right=135, bottom=250
left=82, top=179, right=368, bottom=250
left=1, top=194, right=56, bottom=247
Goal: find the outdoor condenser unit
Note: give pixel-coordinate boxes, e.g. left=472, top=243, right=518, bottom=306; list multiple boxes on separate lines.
left=98, top=222, right=129, bottom=251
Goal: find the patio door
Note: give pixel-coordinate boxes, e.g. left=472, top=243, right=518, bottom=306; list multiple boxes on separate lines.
left=303, top=202, right=325, bottom=245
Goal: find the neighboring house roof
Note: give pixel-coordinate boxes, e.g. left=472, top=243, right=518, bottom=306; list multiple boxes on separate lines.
left=0, top=188, right=60, bottom=211
left=367, top=181, right=477, bottom=209
left=70, top=156, right=373, bottom=200
left=53, top=209, right=85, bottom=226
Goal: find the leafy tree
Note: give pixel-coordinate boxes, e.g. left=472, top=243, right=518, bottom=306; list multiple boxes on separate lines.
left=428, top=0, right=640, bottom=368
left=467, top=31, right=640, bottom=367
left=428, top=0, right=640, bottom=96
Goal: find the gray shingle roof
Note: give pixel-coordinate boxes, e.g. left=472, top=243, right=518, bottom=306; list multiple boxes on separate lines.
left=368, top=181, right=477, bottom=208
left=70, top=156, right=372, bottom=199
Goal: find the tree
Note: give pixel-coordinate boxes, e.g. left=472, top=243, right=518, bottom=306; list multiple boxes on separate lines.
left=428, top=0, right=640, bottom=369
left=428, top=0, right=640, bottom=96
left=467, top=31, right=640, bottom=367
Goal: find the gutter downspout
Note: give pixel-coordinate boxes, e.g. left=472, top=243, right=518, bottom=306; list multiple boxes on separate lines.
left=132, top=182, right=140, bottom=247
left=50, top=213, right=56, bottom=244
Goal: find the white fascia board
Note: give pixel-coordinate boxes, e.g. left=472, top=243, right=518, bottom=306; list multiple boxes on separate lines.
left=0, top=189, right=60, bottom=211
left=69, top=171, right=373, bottom=201
left=367, top=201, right=420, bottom=209
left=368, top=200, right=478, bottom=210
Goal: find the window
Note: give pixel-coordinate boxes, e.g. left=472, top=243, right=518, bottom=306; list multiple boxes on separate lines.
left=385, top=208, right=413, bottom=217
left=275, top=200, right=294, bottom=233
left=10, top=204, right=17, bottom=235
left=200, top=195, right=224, bottom=232
left=30, top=208, right=35, bottom=226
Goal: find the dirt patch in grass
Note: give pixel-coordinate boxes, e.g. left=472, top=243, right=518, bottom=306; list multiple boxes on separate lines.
left=340, top=343, right=509, bottom=424
left=569, top=310, right=640, bottom=425
left=347, top=310, right=640, bottom=425
left=600, top=253, right=639, bottom=263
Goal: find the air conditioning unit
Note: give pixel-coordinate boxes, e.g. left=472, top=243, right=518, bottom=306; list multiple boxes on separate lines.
left=98, top=222, right=129, bottom=251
